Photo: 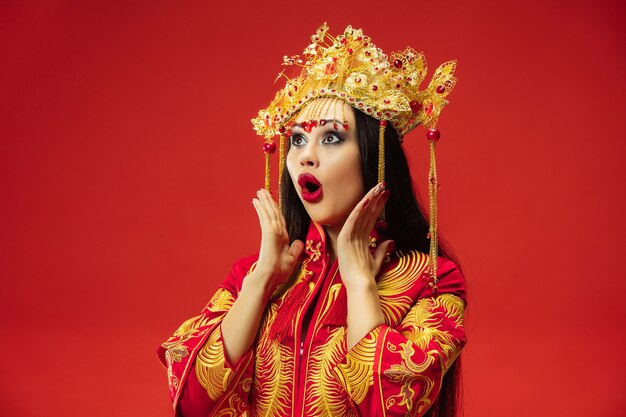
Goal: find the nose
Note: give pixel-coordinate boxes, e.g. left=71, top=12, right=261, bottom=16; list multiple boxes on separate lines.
left=298, top=142, right=319, bottom=167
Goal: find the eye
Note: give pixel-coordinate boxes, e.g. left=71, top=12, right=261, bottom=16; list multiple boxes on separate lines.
left=321, top=133, right=343, bottom=144
left=289, top=134, right=307, bottom=147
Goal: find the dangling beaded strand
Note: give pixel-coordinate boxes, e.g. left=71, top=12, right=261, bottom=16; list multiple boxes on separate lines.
left=426, top=128, right=440, bottom=295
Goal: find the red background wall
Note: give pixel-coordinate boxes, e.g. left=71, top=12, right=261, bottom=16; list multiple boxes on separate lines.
left=1, top=1, right=625, bottom=416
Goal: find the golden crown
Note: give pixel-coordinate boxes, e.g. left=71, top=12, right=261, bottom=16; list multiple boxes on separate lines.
left=251, top=22, right=458, bottom=139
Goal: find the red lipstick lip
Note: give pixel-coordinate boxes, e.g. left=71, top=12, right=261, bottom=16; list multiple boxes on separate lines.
left=297, top=173, right=323, bottom=202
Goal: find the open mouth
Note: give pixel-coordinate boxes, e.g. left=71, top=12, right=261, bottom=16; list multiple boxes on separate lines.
left=297, top=173, right=323, bottom=202
left=304, top=181, right=320, bottom=193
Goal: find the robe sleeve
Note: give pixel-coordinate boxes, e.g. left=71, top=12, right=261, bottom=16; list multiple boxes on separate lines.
left=157, top=255, right=258, bottom=416
left=333, top=258, right=467, bottom=417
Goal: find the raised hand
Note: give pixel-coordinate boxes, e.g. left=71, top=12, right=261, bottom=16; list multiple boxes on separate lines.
left=337, top=182, right=393, bottom=290
left=251, top=189, right=304, bottom=292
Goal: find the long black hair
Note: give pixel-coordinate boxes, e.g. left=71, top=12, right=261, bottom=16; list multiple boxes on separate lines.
left=281, top=107, right=462, bottom=417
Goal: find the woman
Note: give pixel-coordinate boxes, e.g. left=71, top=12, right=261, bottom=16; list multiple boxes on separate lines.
left=158, top=23, right=466, bottom=417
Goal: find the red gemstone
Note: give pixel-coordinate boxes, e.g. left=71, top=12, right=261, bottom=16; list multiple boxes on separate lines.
left=263, top=141, right=277, bottom=154
left=427, top=128, right=441, bottom=141
left=409, top=100, right=422, bottom=113
left=384, top=99, right=390, bottom=104
left=372, top=85, right=378, bottom=91
left=425, top=103, right=433, bottom=115
left=310, top=120, right=318, bottom=127
left=348, top=48, right=353, bottom=54
left=380, top=120, right=387, bottom=126
left=395, top=84, right=401, bottom=89
left=319, top=119, right=327, bottom=126
left=279, top=126, right=286, bottom=133
left=301, top=121, right=308, bottom=130
left=394, top=59, right=403, bottom=69
left=343, top=122, right=349, bottom=130
left=333, top=122, right=339, bottom=130
left=436, top=85, right=446, bottom=94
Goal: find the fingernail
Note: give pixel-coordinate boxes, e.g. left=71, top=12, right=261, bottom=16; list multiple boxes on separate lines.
left=382, top=190, right=390, bottom=202
left=363, top=198, right=370, bottom=207
left=375, top=183, right=384, bottom=195
left=382, top=181, right=387, bottom=189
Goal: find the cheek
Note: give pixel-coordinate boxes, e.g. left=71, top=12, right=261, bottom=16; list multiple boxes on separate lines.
left=286, top=152, right=299, bottom=185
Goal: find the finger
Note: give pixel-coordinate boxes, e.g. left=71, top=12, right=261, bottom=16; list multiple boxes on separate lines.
left=257, top=189, right=279, bottom=227
left=341, top=196, right=371, bottom=240
left=363, top=190, right=389, bottom=235
left=373, top=239, right=394, bottom=274
left=252, top=197, right=271, bottom=230
left=356, top=183, right=386, bottom=235
left=289, top=239, right=304, bottom=260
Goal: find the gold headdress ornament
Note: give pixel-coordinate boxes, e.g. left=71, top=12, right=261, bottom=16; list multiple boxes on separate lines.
left=251, top=23, right=457, bottom=294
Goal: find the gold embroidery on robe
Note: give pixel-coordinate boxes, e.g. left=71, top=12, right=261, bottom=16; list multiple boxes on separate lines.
left=307, top=327, right=356, bottom=416
left=384, top=294, right=465, bottom=414
left=377, top=251, right=428, bottom=326
left=400, top=293, right=465, bottom=371
left=306, top=240, right=323, bottom=261
left=253, top=303, right=293, bottom=417
left=195, top=326, right=234, bottom=401
left=384, top=341, right=436, bottom=415
left=335, top=326, right=380, bottom=405
left=161, top=313, right=211, bottom=362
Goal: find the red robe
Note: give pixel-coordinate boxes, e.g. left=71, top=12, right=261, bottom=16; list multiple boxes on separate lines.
left=158, top=221, right=467, bottom=416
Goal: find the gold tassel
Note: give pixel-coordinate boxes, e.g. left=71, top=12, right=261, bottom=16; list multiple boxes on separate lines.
left=278, top=133, right=285, bottom=210
left=264, top=151, right=271, bottom=191
left=427, top=129, right=440, bottom=294
left=378, top=121, right=386, bottom=222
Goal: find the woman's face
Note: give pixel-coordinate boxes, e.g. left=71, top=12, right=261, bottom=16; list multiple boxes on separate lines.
left=286, top=99, right=364, bottom=229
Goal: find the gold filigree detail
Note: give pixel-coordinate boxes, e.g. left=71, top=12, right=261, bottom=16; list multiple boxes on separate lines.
left=377, top=251, right=428, bottom=326
left=252, top=23, right=458, bottom=139
left=334, top=327, right=380, bottom=405
left=195, top=326, right=234, bottom=401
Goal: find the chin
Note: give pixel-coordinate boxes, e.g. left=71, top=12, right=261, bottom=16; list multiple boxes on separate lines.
left=303, top=208, right=345, bottom=229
